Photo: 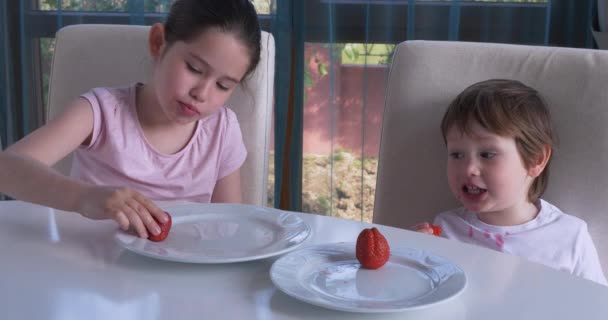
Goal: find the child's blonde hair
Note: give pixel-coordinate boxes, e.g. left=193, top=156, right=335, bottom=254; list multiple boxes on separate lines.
left=440, top=79, right=554, bottom=203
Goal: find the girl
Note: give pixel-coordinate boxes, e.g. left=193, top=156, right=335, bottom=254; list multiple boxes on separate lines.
left=0, top=0, right=261, bottom=239
left=415, top=79, right=607, bottom=285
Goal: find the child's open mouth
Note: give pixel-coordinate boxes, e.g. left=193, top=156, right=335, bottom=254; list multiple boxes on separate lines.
left=463, top=184, right=487, bottom=195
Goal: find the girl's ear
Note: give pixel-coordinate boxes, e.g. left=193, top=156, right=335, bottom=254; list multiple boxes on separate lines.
left=528, top=144, right=552, bottom=178
left=149, top=23, right=166, bottom=59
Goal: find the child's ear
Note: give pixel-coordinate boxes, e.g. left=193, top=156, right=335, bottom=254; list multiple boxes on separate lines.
left=149, top=23, right=166, bottom=59
left=528, top=145, right=552, bottom=178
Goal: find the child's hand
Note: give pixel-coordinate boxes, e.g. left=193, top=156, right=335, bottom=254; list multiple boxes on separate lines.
left=412, top=222, right=442, bottom=236
left=76, top=186, right=169, bottom=239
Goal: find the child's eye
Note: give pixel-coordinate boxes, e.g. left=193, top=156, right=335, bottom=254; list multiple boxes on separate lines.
left=217, top=83, right=230, bottom=91
left=449, top=152, right=463, bottom=159
left=480, top=152, right=496, bottom=159
left=186, top=62, right=202, bottom=74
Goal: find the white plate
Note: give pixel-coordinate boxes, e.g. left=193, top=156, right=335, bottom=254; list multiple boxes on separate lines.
left=270, top=242, right=467, bottom=313
left=114, top=203, right=311, bottom=263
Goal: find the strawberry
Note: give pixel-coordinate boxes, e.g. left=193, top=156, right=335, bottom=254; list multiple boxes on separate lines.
left=431, top=225, right=442, bottom=236
left=148, top=212, right=172, bottom=242
left=356, top=227, right=390, bottom=269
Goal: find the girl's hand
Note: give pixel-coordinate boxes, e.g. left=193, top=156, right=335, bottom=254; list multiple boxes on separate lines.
left=76, top=186, right=169, bottom=239
left=412, top=222, right=435, bottom=235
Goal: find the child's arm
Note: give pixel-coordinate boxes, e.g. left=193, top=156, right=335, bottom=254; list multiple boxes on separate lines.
left=0, top=150, right=88, bottom=211
left=412, top=222, right=435, bottom=235
left=2, top=97, right=168, bottom=238
left=412, top=222, right=442, bottom=236
left=6, top=97, right=94, bottom=166
left=211, top=169, right=243, bottom=203
left=0, top=151, right=167, bottom=238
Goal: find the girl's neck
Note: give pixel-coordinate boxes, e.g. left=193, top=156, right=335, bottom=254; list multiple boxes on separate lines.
left=134, top=83, right=198, bottom=155
left=135, top=83, right=195, bottom=131
left=476, top=200, right=540, bottom=226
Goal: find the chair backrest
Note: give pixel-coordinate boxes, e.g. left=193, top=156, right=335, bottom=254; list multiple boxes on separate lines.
left=374, top=40, right=608, bottom=276
left=47, top=24, right=274, bottom=206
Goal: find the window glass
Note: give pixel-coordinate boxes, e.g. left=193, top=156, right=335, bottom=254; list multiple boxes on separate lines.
left=37, top=0, right=273, bottom=14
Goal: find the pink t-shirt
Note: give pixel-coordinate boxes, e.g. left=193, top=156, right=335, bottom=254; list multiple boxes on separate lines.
left=70, top=85, right=247, bottom=203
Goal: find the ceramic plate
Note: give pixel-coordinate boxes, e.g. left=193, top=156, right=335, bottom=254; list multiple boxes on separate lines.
left=270, top=242, right=466, bottom=313
left=115, top=203, right=311, bottom=263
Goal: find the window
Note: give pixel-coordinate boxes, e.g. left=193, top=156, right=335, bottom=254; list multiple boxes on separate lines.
left=2, top=1, right=597, bottom=222
left=277, top=0, right=554, bottom=223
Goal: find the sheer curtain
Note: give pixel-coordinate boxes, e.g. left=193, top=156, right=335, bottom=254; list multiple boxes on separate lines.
left=270, top=0, right=598, bottom=222
left=596, top=0, right=608, bottom=48
left=0, top=0, right=14, bottom=149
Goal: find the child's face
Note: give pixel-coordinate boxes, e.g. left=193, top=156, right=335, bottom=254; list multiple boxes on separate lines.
left=445, top=122, right=536, bottom=224
left=152, top=27, right=250, bottom=124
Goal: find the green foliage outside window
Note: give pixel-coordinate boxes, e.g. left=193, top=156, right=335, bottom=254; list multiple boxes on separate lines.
left=38, top=0, right=272, bottom=14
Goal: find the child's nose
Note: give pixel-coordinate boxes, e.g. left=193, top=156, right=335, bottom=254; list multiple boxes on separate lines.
left=465, top=159, right=480, bottom=176
left=190, top=79, right=212, bottom=102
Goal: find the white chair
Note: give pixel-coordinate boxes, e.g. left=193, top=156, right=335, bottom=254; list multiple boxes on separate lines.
left=47, top=24, right=274, bottom=206
left=373, top=40, right=608, bottom=276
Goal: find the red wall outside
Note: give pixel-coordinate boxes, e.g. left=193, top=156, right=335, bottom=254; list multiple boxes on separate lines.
left=269, top=44, right=389, bottom=158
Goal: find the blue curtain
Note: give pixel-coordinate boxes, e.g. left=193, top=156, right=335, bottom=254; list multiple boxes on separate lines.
left=0, top=0, right=12, bottom=149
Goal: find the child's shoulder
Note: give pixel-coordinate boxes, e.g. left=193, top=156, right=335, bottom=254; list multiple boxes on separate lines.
left=81, top=84, right=135, bottom=106
left=434, top=207, right=470, bottom=224
left=200, top=106, right=240, bottom=128
left=537, top=199, right=589, bottom=232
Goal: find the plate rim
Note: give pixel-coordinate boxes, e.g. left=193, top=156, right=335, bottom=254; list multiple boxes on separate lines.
left=114, top=203, right=312, bottom=263
left=269, top=242, right=467, bottom=313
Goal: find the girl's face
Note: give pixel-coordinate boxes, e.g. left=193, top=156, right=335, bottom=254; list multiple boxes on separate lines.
left=151, top=26, right=250, bottom=124
left=445, top=122, right=538, bottom=225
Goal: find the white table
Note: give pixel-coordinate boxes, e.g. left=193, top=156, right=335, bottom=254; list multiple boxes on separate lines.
left=1, top=200, right=607, bottom=319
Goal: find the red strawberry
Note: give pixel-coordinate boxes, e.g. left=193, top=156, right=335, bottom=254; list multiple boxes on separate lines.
left=356, top=227, right=390, bottom=269
left=148, top=212, right=172, bottom=242
left=431, top=225, right=442, bottom=236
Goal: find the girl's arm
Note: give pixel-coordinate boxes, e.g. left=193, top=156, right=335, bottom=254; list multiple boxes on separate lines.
left=211, top=169, right=243, bottom=203
left=0, top=150, right=89, bottom=211
left=2, top=98, right=168, bottom=238
left=2, top=97, right=94, bottom=209
left=6, top=97, right=94, bottom=166
left=0, top=150, right=167, bottom=238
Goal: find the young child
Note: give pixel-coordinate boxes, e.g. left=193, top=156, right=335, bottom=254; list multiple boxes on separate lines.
left=415, top=79, right=607, bottom=285
left=0, top=0, right=261, bottom=239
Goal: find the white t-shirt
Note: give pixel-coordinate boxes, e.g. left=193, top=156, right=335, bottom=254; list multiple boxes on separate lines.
left=434, top=199, right=607, bottom=286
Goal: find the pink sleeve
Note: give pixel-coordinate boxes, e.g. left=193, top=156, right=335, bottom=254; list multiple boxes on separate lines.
left=79, top=89, right=103, bottom=149
left=218, top=109, right=247, bottom=179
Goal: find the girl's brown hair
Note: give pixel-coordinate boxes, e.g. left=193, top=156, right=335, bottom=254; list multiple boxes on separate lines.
left=164, top=0, right=261, bottom=78
left=440, top=79, right=554, bottom=203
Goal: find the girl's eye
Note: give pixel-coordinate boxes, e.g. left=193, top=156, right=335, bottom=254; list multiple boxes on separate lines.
left=217, top=83, right=230, bottom=91
left=449, top=152, right=463, bottom=159
left=186, top=62, right=202, bottom=74
left=480, top=152, right=496, bottom=159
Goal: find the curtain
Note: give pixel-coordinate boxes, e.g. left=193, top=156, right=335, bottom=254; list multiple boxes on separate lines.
left=0, top=0, right=14, bottom=148
left=601, top=0, right=608, bottom=31
left=596, top=0, right=608, bottom=48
